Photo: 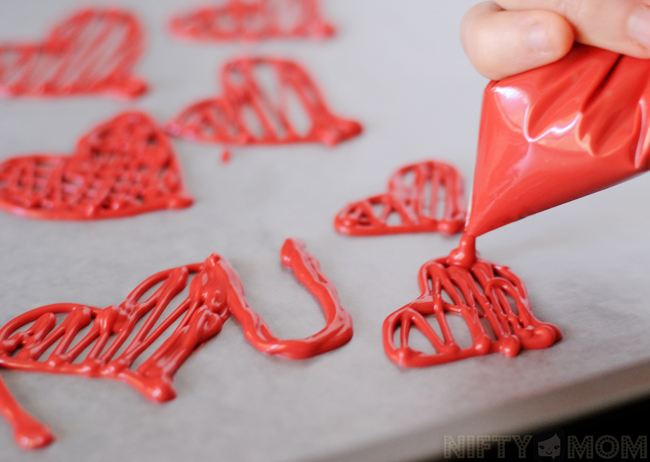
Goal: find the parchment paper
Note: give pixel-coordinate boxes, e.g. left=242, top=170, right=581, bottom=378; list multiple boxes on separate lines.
left=1, top=1, right=649, bottom=461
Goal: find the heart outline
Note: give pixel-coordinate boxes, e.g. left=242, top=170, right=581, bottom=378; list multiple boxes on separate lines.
left=0, top=8, right=147, bottom=99
left=0, top=111, right=194, bottom=220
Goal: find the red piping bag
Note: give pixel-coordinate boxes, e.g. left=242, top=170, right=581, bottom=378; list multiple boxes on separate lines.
left=466, top=44, right=650, bottom=240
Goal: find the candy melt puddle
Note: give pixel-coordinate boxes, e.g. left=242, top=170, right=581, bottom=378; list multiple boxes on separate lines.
left=0, top=9, right=147, bottom=98
left=0, top=238, right=352, bottom=449
left=169, top=0, right=335, bottom=41
left=0, top=111, right=194, bottom=220
left=167, top=57, right=362, bottom=148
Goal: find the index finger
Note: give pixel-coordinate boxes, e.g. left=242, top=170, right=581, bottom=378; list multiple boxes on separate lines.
left=494, top=0, right=650, bottom=58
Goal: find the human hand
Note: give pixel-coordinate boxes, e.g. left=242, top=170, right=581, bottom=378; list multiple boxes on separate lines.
left=461, top=0, right=650, bottom=80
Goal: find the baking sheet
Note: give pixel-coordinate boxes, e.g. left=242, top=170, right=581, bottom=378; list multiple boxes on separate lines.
left=1, top=1, right=650, bottom=461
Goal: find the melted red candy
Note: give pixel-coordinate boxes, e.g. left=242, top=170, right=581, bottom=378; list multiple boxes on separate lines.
left=0, top=111, right=194, bottom=220
left=225, top=238, right=353, bottom=359
left=383, top=248, right=561, bottom=368
left=447, top=233, right=477, bottom=269
left=466, top=44, right=650, bottom=238
left=334, top=160, right=466, bottom=236
left=0, top=9, right=147, bottom=99
left=169, top=0, right=335, bottom=42
left=167, top=57, right=362, bottom=147
left=0, top=238, right=352, bottom=449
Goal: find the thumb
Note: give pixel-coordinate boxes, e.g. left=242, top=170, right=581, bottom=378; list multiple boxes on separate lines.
left=461, top=2, right=574, bottom=80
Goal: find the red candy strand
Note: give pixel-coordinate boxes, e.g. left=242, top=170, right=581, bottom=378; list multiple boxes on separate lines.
left=169, top=0, right=335, bottom=42
left=0, top=111, right=194, bottom=220
left=0, top=379, right=54, bottom=450
left=0, top=238, right=352, bottom=449
left=383, top=250, right=561, bottom=368
left=334, top=160, right=467, bottom=236
left=167, top=57, right=362, bottom=147
left=0, top=9, right=147, bottom=98
left=224, top=238, right=353, bottom=359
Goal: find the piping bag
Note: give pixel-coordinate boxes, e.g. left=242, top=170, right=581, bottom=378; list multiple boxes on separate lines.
left=451, top=43, right=650, bottom=266
left=384, top=44, right=650, bottom=367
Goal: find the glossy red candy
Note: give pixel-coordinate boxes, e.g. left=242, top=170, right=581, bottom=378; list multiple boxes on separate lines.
left=383, top=255, right=561, bottom=368
left=466, top=44, right=650, bottom=238
left=167, top=57, right=362, bottom=147
left=0, top=112, right=194, bottom=220
left=0, top=9, right=147, bottom=98
left=226, top=238, right=353, bottom=359
left=334, top=160, right=466, bottom=236
left=0, top=254, right=229, bottom=449
left=169, top=0, right=335, bottom=41
left=0, top=238, right=352, bottom=449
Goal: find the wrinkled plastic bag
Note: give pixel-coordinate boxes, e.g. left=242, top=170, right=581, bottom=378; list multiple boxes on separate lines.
left=467, top=44, right=650, bottom=237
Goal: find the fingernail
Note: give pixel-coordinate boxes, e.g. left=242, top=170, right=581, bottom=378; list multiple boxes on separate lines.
left=628, top=5, right=650, bottom=49
left=525, top=23, right=551, bottom=52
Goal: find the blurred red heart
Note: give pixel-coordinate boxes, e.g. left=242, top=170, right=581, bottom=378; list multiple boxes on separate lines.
left=0, top=111, right=193, bottom=220
left=169, top=0, right=335, bottom=41
left=0, top=8, right=147, bottom=98
left=167, top=57, right=362, bottom=147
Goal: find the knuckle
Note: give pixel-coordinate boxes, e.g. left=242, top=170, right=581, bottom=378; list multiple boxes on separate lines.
left=554, top=0, right=586, bottom=22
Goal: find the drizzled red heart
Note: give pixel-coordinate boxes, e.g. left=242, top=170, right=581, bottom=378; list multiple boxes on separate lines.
left=167, top=57, right=362, bottom=147
left=0, top=111, right=193, bottom=220
left=383, top=256, right=561, bottom=368
left=0, top=8, right=147, bottom=98
left=334, top=160, right=466, bottom=236
left=169, top=0, right=335, bottom=42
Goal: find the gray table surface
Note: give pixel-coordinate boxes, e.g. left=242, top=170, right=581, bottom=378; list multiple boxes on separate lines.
left=1, top=1, right=649, bottom=461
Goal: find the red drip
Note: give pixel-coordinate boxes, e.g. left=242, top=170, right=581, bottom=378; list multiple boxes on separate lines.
left=169, top=0, right=335, bottom=42
left=167, top=57, right=362, bottom=147
left=334, top=160, right=466, bottom=236
left=0, top=238, right=352, bottom=449
left=0, top=9, right=147, bottom=99
left=0, top=111, right=194, bottom=220
left=220, top=149, right=232, bottom=164
left=0, top=379, right=54, bottom=450
left=383, top=244, right=561, bottom=368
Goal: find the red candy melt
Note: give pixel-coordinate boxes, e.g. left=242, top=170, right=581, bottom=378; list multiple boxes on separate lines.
left=225, top=238, right=353, bottom=359
left=167, top=57, right=362, bottom=147
left=0, top=9, right=147, bottom=98
left=169, top=0, right=335, bottom=41
left=0, top=112, right=194, bottom=220
left=383, top=253, right=561, bottom=367
left=0, top=238, right=351, bottom=449
left=334, top=160, right=466, bottom=236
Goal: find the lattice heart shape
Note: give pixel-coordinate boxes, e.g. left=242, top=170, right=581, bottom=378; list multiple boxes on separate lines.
left=0, top=8, right=147, bottom=98
left=383, top=257, right=561, bottom=367
left=334, top=160, right=467, bottom=236
left=0, top=111, right=194, bottom=220
left=167, top=57, right=362, bottom=147
left=169, top=0, right=335, bottom=41
left=0, top=238, right=352, bottom=449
